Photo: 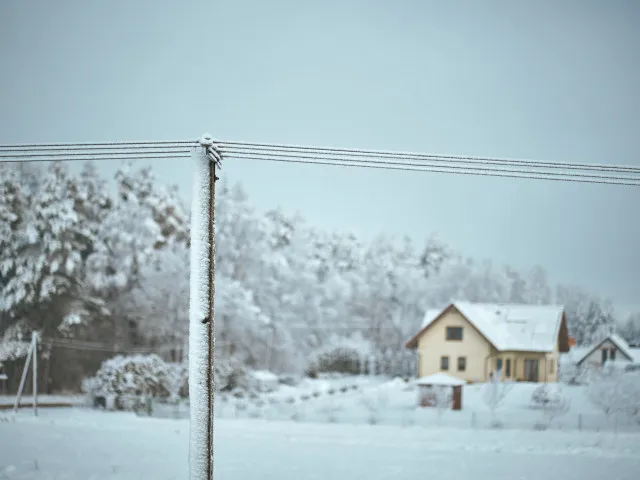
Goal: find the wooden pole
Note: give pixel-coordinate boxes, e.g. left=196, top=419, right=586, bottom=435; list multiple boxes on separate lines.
left=189, top=134, right=221, bottom=480
left=12, top=334, right=34, bottom=414
left=32, top=332, right=38, bottom=416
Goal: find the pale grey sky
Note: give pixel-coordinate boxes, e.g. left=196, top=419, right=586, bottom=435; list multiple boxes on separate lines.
left=1, top=0, right=639, bottom=316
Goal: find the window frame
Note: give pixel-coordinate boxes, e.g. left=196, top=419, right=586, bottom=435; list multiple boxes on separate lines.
left=505, top=358, right=512, bottom=377
left=457, top=356, right=466, bottom=372
left=441, top=356, right=450, bottom=371
left=446, top=326, right=463, bottom=341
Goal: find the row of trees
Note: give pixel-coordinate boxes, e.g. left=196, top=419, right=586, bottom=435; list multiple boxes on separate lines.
left=0, top=160, right=637, bottom=393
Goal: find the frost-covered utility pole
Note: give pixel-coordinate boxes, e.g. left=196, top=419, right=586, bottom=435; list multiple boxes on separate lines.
left=189, top=134, right=222, bottom=480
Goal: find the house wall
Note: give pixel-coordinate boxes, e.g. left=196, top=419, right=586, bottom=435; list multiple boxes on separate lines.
left=580, top=340, right=631, bottom=368
left=489, top=351, right=558, bottom=383
left=416, top=308, right=492, bottom=383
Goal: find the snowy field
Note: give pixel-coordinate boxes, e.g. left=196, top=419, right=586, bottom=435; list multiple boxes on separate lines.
left=206, top=376, right=640, bottom=433
left=2, top=408, right=640, bottom=480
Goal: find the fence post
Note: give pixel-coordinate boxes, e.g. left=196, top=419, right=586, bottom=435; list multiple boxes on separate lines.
left=578, top=413, right=582, bottom=431
left=32, top=332, right=38, bottom=417
left=12, top=335, right=35, bottom=414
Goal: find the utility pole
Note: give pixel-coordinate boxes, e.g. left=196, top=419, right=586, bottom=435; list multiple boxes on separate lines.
left=189, top=134, right=222, bottom=480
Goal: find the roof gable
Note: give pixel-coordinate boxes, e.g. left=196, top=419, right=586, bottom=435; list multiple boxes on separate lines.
left=404, top=303, right=498, bottom=350
left=575, top=333, right=637, bottom=365
left=405, top=301, right=565, bottom=352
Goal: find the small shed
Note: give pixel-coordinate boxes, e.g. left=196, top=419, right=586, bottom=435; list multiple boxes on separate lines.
left=415, top=373, right=465, bottom=411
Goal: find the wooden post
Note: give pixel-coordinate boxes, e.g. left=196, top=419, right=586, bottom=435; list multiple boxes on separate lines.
left=189, top=134, right=221, bottom=480
left=12, top=334, right=35, bottom=414
left=32, top=332, right=38, bottom=416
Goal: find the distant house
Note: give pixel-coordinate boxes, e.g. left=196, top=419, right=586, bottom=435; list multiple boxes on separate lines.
left=566, top=333, right=640, bottom=371
left=404, top=302, right=570, bottom=383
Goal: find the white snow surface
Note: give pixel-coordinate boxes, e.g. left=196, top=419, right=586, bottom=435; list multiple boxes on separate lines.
left=1, top=408, right=639, bottom=480
left=419, top=302, right=564, bottom=352
left=415, top=372, right=466, bottom=386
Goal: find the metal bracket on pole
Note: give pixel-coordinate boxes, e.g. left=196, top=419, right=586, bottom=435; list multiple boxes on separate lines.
left=200, top=134, right=222, bottom=182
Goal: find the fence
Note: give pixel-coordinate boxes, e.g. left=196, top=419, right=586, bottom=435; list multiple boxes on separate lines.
left=132, top=383, right=640, bottom=434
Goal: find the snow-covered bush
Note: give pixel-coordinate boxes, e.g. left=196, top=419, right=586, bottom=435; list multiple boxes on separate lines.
left=166, top=363, right=189, bottom=401
left=483, top=371, right=513, bottom=428
left=214, top=356, right=250, bottom=393
left=424, top=385, right=452, bottom=422
left=531, top=384, right=570, bottom=429
left=307, top=334, right=372, bottom=376
left=531, top=384, right=560, bottom=407
left=587, top=362, right=640, bottom=424
left=360, top=388, right=390, bottom=425
left=82, top=354, right=174, bottom=400
left=248, top=370, right=279, bottom=393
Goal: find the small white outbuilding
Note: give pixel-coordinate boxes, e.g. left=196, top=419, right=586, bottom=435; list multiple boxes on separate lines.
left=415, top=372, right=466, bottom=410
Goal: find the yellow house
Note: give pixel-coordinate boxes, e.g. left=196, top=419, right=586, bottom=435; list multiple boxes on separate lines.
left=404, top=302, right=570, bottom=383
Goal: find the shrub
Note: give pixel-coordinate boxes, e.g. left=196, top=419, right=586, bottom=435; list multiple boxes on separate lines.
left=306, top=334, right=372, bottom=376
left=82, top=354, right=174, bottom=400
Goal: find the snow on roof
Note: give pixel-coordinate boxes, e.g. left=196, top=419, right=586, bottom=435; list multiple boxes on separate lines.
left=418, top=301, right=565, bottom=353
left=561, top=346, right=591, bottom=365
left=415, top=372, right=466, bottom=386
left=608, top=333, right=636, bottom=361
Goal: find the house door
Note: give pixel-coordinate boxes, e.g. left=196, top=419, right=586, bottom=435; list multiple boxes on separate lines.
left=524, top=359, right=539, bottom=382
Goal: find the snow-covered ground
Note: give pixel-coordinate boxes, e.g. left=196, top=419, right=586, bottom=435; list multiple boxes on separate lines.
left=209, top=376, right=640, bottom=433
left=1, top=408, right=640, bottom=479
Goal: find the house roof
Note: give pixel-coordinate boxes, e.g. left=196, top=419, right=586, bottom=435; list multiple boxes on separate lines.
left=415, top=372, right=466, bottom=386
left=405, top=301, right=565, bottom=353
left=575, top=333, right=640, bottom=366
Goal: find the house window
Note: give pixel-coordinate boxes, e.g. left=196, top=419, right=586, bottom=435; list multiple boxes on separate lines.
left=505, top=359, right=511, bottom=377
left=446, top=327, right=463, bottom=341
left=441, top=356, right=450, bottom=371
left=610, top=349, right=616, bottom=361
left=602, top=349, right=608, bottom=364
left=549, top=358, right=555, bottom=374
left=457, top=357, right=466, bottom=372
left=496, top=358, right=503, bottom=373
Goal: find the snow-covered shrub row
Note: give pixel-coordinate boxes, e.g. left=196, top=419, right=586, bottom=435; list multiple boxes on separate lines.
left=82, top=354, right=177, bottom=399
left=306, top=334, right=372, bottom=376
left=83, top=353, right=265, bottom=404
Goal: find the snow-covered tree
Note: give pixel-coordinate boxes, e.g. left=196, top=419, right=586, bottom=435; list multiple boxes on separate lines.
left=531, top=383, right=570, bottom=428
left=619, top=314, right=640, bottom=346
left=483, top=371, right=513, bottom=426
left=586, top=362, right=640, bottom=425
left=556, top=286, right=616, bottom=346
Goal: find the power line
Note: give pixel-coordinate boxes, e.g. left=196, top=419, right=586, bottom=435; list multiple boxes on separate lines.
left=225, top=153, right=640, bottom=187
left=219, top=140, right=640, bottom=175
left=223, top=150, right=640, bottom=185
left=1, top=138, right=640, bottom=186
left=0, top=153, right=192, bottom=164
left=0, top=140, right=196, bottom=150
